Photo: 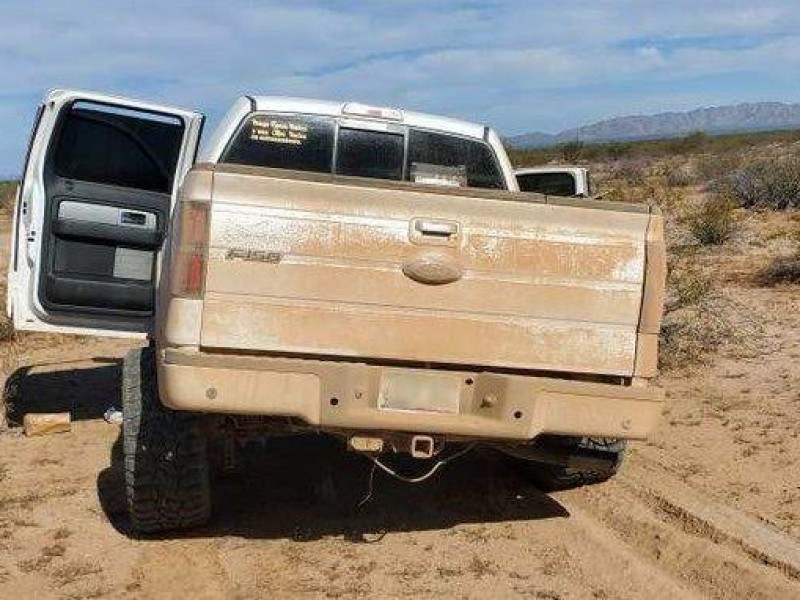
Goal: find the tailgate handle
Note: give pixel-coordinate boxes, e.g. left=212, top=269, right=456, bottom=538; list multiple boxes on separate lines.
left=414, top=219, right=459, bottom=238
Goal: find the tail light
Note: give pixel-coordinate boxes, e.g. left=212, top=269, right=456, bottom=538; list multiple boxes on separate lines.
left=171, top=200, right=210, bottom=298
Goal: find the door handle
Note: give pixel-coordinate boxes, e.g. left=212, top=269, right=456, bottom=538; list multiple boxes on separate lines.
left=414, top=219, right=459, bottom=238
left=120, top=210, right=148, bottom=227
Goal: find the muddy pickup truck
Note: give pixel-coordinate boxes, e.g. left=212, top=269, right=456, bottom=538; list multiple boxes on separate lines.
left=516, top=166, right=592, bottom=197
left=8, top=90, right=666, bottom=532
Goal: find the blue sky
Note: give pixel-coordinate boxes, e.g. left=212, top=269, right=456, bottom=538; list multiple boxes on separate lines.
left=3, top=0, right=800, bottom=175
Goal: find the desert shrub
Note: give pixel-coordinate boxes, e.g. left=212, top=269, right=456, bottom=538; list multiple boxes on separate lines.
left=664, top=132, right=710, bottom=156
left=695, top=153, right=744, bottom=188
left=660, top=264, right=733, bottom=370
left=681, top=195, right=739, bottom=245
left=604, top=143, right=632, bottom=161
left=660, top=302, right=733, bottom=370
left=668, top=265, right=714, bottom=308
left=755, top=216, right=800, bottom=285
left=660, top=265, right=718, bottom=370
left=507, top=129, right=800, bottom=170
left=721, top=157, right=800, bottom=209
left=0, top=181, right=16, bottom=210
left=559, top=140, right=584, bottom=163
left=612, top=158, right=648, bottom=185
left=664, top=163, right=695, bottom=187
left=758, top=255, right=800, bottom=285
left=0, top=317, right=13, bottom=343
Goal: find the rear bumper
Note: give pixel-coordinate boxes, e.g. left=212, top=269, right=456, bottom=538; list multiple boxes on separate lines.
left=158, top=348, right=664, bottom=442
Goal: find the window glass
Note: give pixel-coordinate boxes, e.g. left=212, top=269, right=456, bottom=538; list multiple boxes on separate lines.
left=336, top=128, right=404, bottom=180
left=407, top=130, right=504, bottom=189
left=222, top=113, right=335, bottom=174
left=52, top=101, right=185, bottom=193
left=517, top=172, right=577, bottom=196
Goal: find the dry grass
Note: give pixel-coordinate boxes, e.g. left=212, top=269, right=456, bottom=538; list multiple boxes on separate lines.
left=611, top=158, right=648, bottom=186
left=753, top=215, right=800, bottom=285
left=467, top=554, right=498, bottom=578
left=660, top=262, right=724, bottom=370
left=654, top=184, right=754, bottom=369
left=0, top=182, right=16, bottom=340
left=681, top=195, right=740, bottom=246
left=0, top=181, right=16, bottom=203
left=757, top=254, right=800, bottom=285
left=718, top=156, right=800, bottom=209
left=664, top=162, right=696, bottom=187
left=51, top=561, right=102, bottom=587
left=660, top=301, right=732, bottom=371
left=507, top=128, right=800, bottom=167
left=559, top=140, right=584, bottom=163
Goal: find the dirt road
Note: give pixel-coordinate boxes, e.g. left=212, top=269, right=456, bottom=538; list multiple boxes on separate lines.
left=2, top=330, right=800, bottom=598
left=3, top=211, right=800, bottom=598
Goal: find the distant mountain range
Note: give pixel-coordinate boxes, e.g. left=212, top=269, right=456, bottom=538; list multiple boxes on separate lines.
left=507, top=102, right=800, bottom=148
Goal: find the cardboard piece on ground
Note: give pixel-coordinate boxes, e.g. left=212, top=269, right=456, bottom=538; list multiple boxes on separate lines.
left=23, top=413, right=71, bottom=437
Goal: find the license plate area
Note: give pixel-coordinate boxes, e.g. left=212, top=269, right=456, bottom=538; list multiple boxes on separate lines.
left=378, top=369, right=462, bottom=414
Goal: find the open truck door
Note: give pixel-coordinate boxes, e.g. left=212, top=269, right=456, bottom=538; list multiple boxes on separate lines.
left=7, top=89, right=204, bottom=337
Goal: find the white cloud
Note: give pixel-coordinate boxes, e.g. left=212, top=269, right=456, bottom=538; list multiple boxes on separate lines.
left=1, top=0, right=800, bottom=172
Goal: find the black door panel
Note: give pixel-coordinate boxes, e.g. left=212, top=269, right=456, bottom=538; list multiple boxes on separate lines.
left=40, top=183, right=167, bottom=316
left=52, top=196, right=162, bottom=248
left=38, top=100, right=185, bottom=322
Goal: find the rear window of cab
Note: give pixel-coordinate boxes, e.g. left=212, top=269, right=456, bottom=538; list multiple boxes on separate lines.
left=220, top=112, right=505, bottom=190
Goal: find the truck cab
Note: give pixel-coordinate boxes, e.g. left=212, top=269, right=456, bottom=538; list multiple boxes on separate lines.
left=516, top=165, right=591, bottom=197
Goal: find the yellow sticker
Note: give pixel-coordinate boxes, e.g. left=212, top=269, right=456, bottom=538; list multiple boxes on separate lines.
left=250, top=118, right=309, bottom=146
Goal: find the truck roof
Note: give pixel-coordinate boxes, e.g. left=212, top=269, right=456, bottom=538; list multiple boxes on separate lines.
left=249, top=96, right=489, bottom=140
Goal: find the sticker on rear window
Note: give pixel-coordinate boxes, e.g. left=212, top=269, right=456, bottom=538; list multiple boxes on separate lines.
left=250, top=118, right=309, bottom=146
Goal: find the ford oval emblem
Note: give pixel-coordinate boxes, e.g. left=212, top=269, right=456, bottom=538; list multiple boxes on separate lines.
left=402, top=251, right=463, bottom=285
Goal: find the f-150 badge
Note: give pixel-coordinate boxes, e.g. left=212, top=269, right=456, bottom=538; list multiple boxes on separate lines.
left=225, top=248, right=282, bottom=263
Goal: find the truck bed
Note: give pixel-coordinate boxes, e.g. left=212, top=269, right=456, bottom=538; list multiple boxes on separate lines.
left=194, top=164, right=663, bottom=379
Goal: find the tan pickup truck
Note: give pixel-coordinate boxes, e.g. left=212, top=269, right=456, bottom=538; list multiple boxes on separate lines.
left=8, top=90, right=665, bottom=532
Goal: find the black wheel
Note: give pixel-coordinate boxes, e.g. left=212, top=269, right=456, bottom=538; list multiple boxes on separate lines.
left=518, top=437, right=627, bottom=492
left=122, top=347, right=211, bottom=533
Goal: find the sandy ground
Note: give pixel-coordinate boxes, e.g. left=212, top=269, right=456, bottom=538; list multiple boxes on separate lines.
left=2, top=211, right=800, bottom=598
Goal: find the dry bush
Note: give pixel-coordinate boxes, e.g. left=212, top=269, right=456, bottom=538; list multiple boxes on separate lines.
left=664, top=163, right=695, bottom=187
left=611, top=159, right=648, bottom=185
left=695, top=153, right=743, bottom=186
left=664, top=131, right=710, bottom=155
left=0, top=181, right=16, bottom=201
left=680, top=195, right=739, bottom=245
left=558, top=140, right=584, bottom=163
left=659, top=263, right=756, bottom=370
left=757, top=254, right=800, bottom=285
left=668, top=265, right=714, bottom=307
left=0, top=181, right=17, bottom=220
left=660, top=265, right=720, bottom=370
left=719, top=156, right=800, bottom=209
left=0, top=318, right=13, bottom=343
left=660, top=305, right=729, bottom=371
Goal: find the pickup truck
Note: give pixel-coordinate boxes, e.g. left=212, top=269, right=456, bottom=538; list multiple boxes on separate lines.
left=516, top=166, right=592, bottom=197
left=7, top=90, right=666, bottom=532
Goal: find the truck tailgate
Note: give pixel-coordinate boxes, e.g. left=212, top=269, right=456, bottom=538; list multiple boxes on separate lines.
left=199, top=166, right=655, bottom=377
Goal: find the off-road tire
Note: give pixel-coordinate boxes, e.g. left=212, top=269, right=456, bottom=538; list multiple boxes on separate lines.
left=122, top=347, right=211, bottom=533
left=520, top=437, right=627, bottom=492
